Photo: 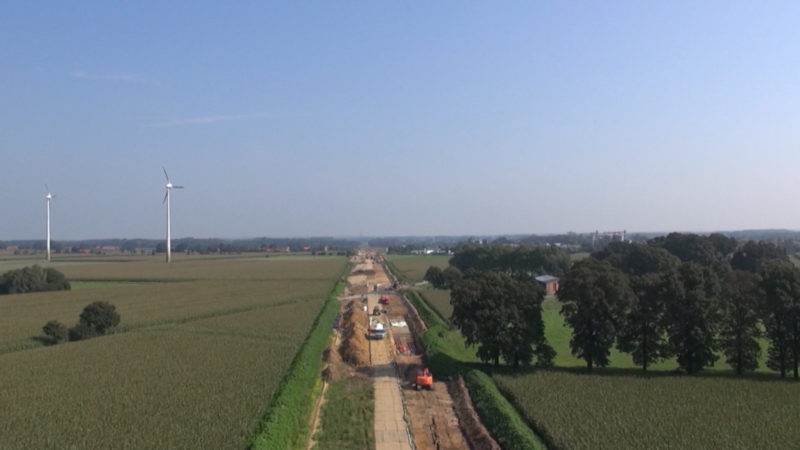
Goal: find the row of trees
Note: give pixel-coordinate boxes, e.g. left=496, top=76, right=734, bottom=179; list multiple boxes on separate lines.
left=559, top=235, right=800, bottom=377
left=0, top=265, right=70, bottom=295
left=438, top=235, right=800, bottom=376
left=448, top=244, right=572, bottom=278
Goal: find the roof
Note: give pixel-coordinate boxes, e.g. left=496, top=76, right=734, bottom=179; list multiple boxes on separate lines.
left=535, top=275, right=560, bottom=283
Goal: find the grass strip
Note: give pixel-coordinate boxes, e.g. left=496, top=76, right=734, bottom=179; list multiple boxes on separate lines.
left=384, top=259, right=407, bottom=283
left=405, top=289, right=447, bottom=328
left=312, top=375, right=375, bottom=450
left=249, top=271, right=348, bottom=449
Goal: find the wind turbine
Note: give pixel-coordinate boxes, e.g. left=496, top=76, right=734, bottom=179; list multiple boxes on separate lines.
left=45, top=185, right=54, bottom=262
left=162, top=167, right=184, bottom=263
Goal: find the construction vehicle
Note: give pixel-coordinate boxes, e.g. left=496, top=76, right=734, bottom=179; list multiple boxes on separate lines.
left=368, top=318, right=386, bottom=340
left=413, top=368, right=433, bottom=390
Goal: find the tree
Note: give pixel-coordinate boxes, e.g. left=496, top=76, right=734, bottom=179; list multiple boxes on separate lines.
left=42, top=320, right=68, bottom=344
left=731, top=241, right=787, bottom=273
left=441, top=266, right=462, bottom=289
left=759, top=259, right=800, bottom=378
left=595, top=242, right=680, bottom=371
left=450, top=271, right=552, bottom=367
left=69, top=301, right=121, bottom=341
left=449, top=244, right=571, bottom=278
left=648, top=232, right=732, bottom=275
left=719, top=271, right=762, bottom=375
left=558, top=258, right=634, bottom=370
left=707, top=233, right=738, bottom=256
left=424, top=266, right=444, bottom=288
left=665, top=263, right=721, bottom=374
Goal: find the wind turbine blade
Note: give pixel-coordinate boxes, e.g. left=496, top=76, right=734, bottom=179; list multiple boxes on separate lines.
left=163, top=190, right=169, bottom=204
left=172, top=185, right=184, bottom=189
left=45, top=184, right=49, bottom=193
left=162, top=167, right=170, bottom=182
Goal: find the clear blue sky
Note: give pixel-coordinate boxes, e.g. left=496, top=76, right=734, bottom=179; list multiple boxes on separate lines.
left=2, top=1, right=800, bottom=240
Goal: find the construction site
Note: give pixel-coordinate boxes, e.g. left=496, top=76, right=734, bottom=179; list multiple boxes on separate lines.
left=311, top=251, right=498, bottom=450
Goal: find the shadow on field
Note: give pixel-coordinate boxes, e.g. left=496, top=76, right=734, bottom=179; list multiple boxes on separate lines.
left=484, top=364, right=800, bottom=383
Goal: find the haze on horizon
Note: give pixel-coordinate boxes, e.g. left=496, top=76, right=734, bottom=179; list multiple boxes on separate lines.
left=3, top=2, right=800, bottom=241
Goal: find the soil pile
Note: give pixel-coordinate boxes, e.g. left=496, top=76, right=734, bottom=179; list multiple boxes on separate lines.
left=339, top=301, right=370, bottom=366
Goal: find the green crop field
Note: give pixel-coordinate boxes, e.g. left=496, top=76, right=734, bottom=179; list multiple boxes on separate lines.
left=494, top=370, right=800, bottom=449
left=387, top=254, right=449, bottom=282
left=0, top=255, right=346, bottom=449
left=419, top=289, right=452, bottom=321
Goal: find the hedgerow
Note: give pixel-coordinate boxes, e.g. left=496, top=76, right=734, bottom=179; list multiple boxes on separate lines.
left=249, top=273, right=347, bottom=449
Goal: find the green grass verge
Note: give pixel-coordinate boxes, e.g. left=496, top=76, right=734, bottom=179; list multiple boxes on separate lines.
left=249, top=277, right=346, bottom=450
left=384, top=259, right=407, bottom=283
left=405, top=289, right=447, bottom=328
left=465, top=370, right=546, bottom=450
left=312, top=375, right=375, bottom=450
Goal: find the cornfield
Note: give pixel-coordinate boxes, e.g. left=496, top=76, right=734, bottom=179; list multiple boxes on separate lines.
left=494, top=370, right=800, bottom=449
left=0, top=256, right=346, bottom=448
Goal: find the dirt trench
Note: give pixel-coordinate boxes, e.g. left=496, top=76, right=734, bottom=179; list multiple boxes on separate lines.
left=337, top=252, right=497, bottom=450
left=373, top=259, right=498, bottom=450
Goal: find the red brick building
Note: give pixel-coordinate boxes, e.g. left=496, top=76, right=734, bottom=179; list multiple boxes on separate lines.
left=535, top=275, right=560, bottom=295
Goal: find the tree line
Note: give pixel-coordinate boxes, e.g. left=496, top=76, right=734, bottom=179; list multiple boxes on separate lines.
left=432, top=235, right=800, bottom=377
left=561, top=234, right=800, bottom=376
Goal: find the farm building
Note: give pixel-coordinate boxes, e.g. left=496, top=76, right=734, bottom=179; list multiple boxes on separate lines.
left=535, top=275, right=560, bottom=295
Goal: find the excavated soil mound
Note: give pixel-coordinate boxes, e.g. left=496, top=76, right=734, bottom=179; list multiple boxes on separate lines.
left=339, top=302, right=370, bottom=367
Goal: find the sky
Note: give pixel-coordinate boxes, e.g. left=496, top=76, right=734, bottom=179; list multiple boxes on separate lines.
left=2, top=1, right=800, bottom=240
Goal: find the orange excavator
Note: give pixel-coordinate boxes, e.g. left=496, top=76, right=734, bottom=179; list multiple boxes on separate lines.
left=413, top=368, right=433, bottom=390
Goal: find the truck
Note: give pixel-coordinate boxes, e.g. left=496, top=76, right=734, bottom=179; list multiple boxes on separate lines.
left=368, top=318, right=386, bottom=340
left=379, top=294, right=390, bottom=305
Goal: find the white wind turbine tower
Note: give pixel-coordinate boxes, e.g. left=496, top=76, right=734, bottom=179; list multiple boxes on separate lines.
left=162, top=167, right=184, bottom=263
left=45, top=184, right=54, bottom=262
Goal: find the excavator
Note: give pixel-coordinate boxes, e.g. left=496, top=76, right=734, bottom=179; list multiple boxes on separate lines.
left=413, top=368, right=433, bottom=390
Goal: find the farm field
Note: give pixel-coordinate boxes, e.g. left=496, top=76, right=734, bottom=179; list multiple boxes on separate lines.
left=0, top=255, right=346, bottom=449
left=494, top=370, right=800, bottom=450
left=386, top=254, right=449, bottom=283
left=418, top=288, right=452, bottom=321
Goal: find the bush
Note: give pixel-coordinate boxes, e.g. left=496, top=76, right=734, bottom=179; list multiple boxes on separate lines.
left=79, top=301, right=120, bottom=334
left=42, top=320, right=68, bottom=344
left=68, top=322, right=101, bottom=341
left=68, top=302, right=121, bottom=341
left=0, top=265, right=70, bottom=295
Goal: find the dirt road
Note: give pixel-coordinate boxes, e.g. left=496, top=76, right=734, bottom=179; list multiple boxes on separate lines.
left=364, top=260, right=470, bottom=450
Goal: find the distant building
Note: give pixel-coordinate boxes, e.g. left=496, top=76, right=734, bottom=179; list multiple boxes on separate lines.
left=535, top=275, right=560, bottom=295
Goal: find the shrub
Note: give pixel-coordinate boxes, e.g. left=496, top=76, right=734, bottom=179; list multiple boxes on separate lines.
left=69, top=302, right=120, bottom=341
left=42, top=320, right=68, bottom=344
left=68, top=322, right=101, bottom=341
left=0, top=265, right=70, bottom=295
left=79, top=301, right=120, bottom=334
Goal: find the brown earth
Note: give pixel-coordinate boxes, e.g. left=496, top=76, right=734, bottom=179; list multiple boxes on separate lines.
left=327, top=253, right=492, bottom=450
left=339, top=301, right=370, bottom=367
